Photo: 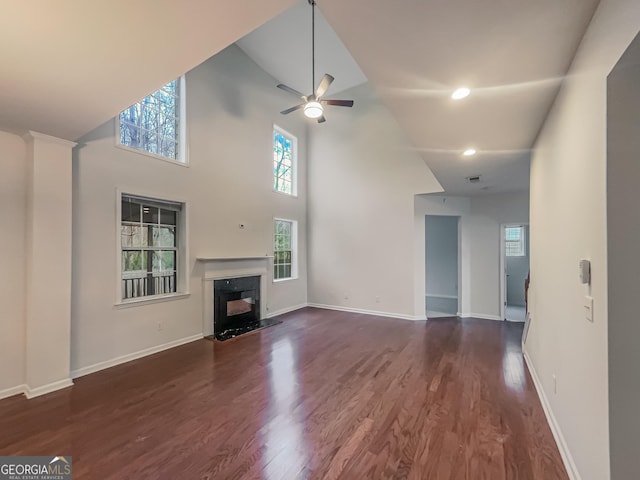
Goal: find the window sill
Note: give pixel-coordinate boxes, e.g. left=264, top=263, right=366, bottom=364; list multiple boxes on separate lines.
left=115, top=143, right=189, bottom=168
left=115, top=292, right=191, bottom=308
left=272, top=189, right=299, bottom=199
left=273, top=277, right=297, bottom=284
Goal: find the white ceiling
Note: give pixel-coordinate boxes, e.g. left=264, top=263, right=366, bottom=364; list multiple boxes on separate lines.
left=0, top=0, right=600, bottom=195
left=0, top=0, right=297, bottom=140
left=236, top=1, right=367, bottom=97
left=236, top=0, right=600, bottom=195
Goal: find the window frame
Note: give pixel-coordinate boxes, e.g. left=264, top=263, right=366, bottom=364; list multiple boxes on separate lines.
left=505, top=225, right=527, bottom=257
left=115, top=189, right=190, bottom=306
left=272, top=125, right=298, bottom=197
left=273, top=218, right=298, bottom=282
left=115, top=76, right=188, bottom=167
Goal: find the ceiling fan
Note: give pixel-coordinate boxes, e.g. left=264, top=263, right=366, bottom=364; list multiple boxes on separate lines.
left=277, top=0, right=354, bottom=123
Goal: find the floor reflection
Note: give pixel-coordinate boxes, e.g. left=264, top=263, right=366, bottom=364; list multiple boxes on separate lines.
left=502, top=346, right=526, bottom=392
left=262, top=338, right=309, bottom=479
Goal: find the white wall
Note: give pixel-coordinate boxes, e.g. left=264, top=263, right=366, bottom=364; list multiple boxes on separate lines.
left=71, top=45, right=308, bottom=374
left=415, top=192, right=529, bottom=320
left=307, top=83, right=443, bottom=320
left=527, top=1, right=640, bottom=479
left=606, top=24, right=640, bottom=480
left=0, top=131, right=26, bottom=396
left=425, top=215, right=458, bottom=298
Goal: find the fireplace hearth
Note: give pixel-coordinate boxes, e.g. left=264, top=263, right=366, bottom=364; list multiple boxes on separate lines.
left=210, top=275, right=280, bottom=341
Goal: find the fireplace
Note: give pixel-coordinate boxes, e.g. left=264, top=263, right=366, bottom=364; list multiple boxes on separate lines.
left=213, top=276, right=261, bottom=340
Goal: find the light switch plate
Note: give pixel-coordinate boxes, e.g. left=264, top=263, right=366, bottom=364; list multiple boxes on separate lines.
left=584, top=296, right=594, bottom=322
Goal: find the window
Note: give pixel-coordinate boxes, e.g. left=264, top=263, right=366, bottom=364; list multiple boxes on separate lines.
left=121, top=194, right=183, bottom=300
left=273, top=126, right=297, bottom=195
left=274, top=219, right=297, bottom=280
left=119, top=77, right=185, bottom=162
left=505, top=226, right=526, bottom=257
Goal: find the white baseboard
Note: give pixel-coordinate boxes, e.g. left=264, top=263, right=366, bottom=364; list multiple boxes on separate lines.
left=266, top=303, right=308, bottom=318
left=308, top=303, right=422, bottom=321
left=24, top=378, right=73, bottom=399
left=0, top=384, right=27, bottom=401
left=459, top=312, right=503, bottom=321
left=523, top=351, right=581, bottom=480
left=71, top=333, right=204, bottom=379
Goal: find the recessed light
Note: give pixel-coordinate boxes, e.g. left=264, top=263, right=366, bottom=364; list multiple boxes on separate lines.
left=463, top=148, right=477, bottom=156
left=451, top=87, right=471, bottom=100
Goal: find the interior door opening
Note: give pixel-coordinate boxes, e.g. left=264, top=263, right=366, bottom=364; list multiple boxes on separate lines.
left=501, top=224, right=530, bottom=322
left=425, top=215, right=460, bottom=319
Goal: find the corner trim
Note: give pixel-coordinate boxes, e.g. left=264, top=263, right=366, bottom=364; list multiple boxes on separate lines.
left=308, top=303, right=422, bottom=321
left=23, top=131, right=77, bottom=148
left=0, top=384, right=27, bottom=401
left=24, top=378, right=74, bottom=399
left=523, top=351, right=581, bottom=480
left=71, top=333, right=204, bottom=379
left=266, top=303, right=308, bottom=318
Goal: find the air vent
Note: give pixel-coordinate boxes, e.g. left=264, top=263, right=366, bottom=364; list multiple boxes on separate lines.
left=466, top=175, right=481, bottom=184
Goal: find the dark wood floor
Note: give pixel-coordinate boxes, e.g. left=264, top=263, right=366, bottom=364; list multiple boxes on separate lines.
left=0, top=308, right=567, bottom=479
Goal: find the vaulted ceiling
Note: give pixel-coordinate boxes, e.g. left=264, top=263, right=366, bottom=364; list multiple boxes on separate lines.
left=0, top=0, right=601, bottom=194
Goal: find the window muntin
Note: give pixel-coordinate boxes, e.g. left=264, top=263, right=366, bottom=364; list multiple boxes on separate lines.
left=121, top=195, right=181, bottom=300
left=505, top=226, right=526, bottom=257
left=273, top=127, right=296, bottom=195
left=119, top=79, right=183, bottom=162
left=274, top=219, right=294, bottom=280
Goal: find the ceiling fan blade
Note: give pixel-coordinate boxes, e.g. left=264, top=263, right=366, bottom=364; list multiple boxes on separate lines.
left=277, top=83, right=305, bottom=99
left=317, top=115, right=326, bottom=124
left=322, top=99, right=354, bottom=108
left=280, top=104, right=305, bottom=115
left=315, top=74, right=335, bottom=99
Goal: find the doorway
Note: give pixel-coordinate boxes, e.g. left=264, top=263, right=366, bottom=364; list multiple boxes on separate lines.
left=501, top=224, right=529, bottom=322
left=425, top=215, right=460, bottom=318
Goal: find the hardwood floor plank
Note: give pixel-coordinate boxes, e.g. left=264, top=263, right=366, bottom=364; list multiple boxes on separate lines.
left=0, top=309, right=568, bottom=479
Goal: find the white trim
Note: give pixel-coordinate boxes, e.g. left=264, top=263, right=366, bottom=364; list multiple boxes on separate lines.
left=24, top=378, right=74, bottom=399
left=272, top=124, right=298, bottom=197
left=523, top=351, right=581, bottom=480
left=273, top=217, right=298, bottom=281
left=116, top=188, right=190, bottom=305
left=115, top=76, right=188, bottom=166
left=266, top=303, right=308, bottom=318
left=459, top=312, right=503, bottom=321
left=197, top=256, right=273, bottom=262
left=71, top=334, right=203, bottom=379
left=114, top=143, right=190, bottom=167
left=23, top=131, right=77, bottom=148
left=204, top=268, right=268, bottom=282
left=500, top=222, right=530, bottom=321
left=0, top=384, right=27, bottom=401
left=115, top=292, right=190, bottom=308
left=308, top=303, right=423, bottom=321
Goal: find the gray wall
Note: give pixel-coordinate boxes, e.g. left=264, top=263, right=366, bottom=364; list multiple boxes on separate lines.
left=506, top=225, right=529, bottom=306
left=607, top=30, right=640, bottom=480
left=425, top=215, right=458, bottom=298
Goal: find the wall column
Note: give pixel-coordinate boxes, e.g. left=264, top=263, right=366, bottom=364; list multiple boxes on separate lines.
left=23, top=131, right=76, bottom=398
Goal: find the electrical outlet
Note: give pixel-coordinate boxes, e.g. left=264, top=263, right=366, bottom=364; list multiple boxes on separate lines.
left=344, top=294, right=349, bottom=300
left=375, top=296, right=380, bottom=303
left=157, top=321, right=163, bottom=332
left=552, top=374, right=557, bottom=394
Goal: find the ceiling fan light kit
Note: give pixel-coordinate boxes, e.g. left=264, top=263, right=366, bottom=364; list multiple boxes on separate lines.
left=277, top=0, right=354, bottom=123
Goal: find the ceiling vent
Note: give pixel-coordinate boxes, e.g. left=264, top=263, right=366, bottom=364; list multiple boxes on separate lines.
left=466, top=175, right=482, bottom=184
